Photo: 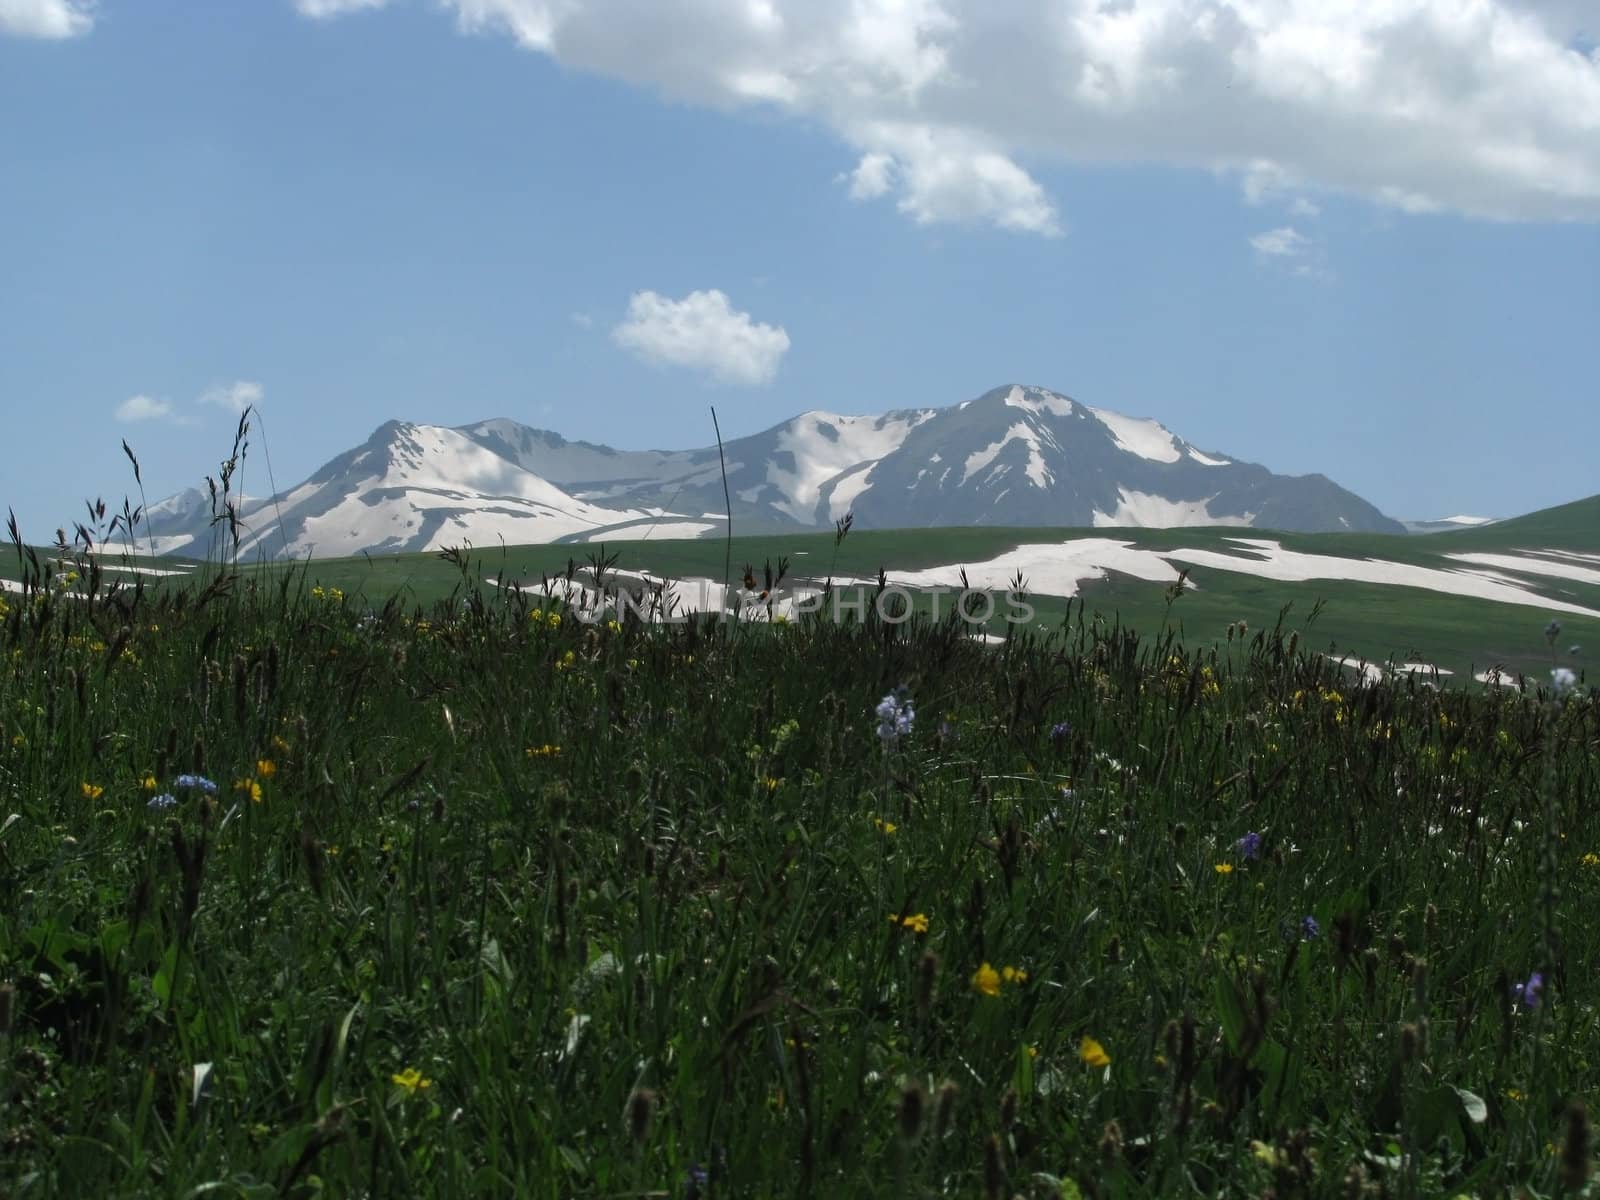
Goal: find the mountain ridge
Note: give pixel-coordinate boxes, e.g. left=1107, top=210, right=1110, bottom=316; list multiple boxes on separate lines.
left=143, top=383, right=1406, bottom=558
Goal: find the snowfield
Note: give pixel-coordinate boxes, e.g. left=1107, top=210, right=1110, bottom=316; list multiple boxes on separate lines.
left=848, top=535, right=1600, bottom=620
left=1444, top=552, right=1600, bottom=587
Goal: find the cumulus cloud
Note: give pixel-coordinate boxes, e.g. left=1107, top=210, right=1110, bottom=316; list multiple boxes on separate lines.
left=612, top=289, right=790, bottom=386
left=199, top=380, right=264, bottom=414
left=293, top=0, right=392, bottom=17
left=0, top=0, right=94, bottom=38
left=300, top=0, right=1600, bottom=232
left=115, top=395, right=177, bottom=424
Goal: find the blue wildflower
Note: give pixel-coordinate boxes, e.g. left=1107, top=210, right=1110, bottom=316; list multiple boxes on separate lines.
left=174, top=774, right=219, bottom=795
left=1301, top=915, right=1320, bottom=940
left=1511, top=971, right=1544, bottom=1010
left=875, top=692, right=914, bottom=743
left=148, top=793, right=177, bottom=812
left=1237, top=831, right=1262, bottom=861
left=1049, top=721, right=1071, bottom=742
left=684, top=1163, right=709, bottom=1199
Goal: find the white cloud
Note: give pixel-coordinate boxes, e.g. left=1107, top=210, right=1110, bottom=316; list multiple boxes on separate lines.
left=116, top=395, right=177, bottom=424
left=199, top=380, right=264, bottom=414
left=0, top=0, right=94, bottom=38
left=299, top=0, right=1600, bottom=232
left=570, top=311, right=594, bottom=329
left=293, top=0, right=391, bottom=17
left=1250, top=226, right=1311, bottom=257
left=1250, top=225, right=1332, bottom=279
left=612, top=289, right=790, bottom=386
left=1289, top=196, right=1322, bottom=217
left=844, top=152, right=896, bottom=200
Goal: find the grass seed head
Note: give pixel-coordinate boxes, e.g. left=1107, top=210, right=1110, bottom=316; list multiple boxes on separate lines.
left=982, top=1132, right=1005, bottom=1200
left=1099, top=1119, right=1124, bottom=1164
left=625, top=1087, right=656, bottom=1146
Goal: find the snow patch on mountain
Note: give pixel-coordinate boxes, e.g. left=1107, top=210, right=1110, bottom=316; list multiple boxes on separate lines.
left=1004, top=384, right=1073, bottom=417
left=766, top=410, right=930, bottom=522
left=1187, top=448, right=1230, bottom=467
left=1087, top=407, right=1182, bottom=463
left=827, top=461, right=877, bottom=522
left=1092, top=489, right=1253, bottom=528
left=962, top=423, right=1051, bottom=489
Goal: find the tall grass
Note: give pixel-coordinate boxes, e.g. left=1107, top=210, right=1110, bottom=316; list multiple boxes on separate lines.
left=0, top=526, right=1595, bottom=1198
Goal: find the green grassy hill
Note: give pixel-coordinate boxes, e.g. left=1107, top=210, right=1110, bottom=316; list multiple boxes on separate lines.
left=5, top=494, right=1594, bottom=689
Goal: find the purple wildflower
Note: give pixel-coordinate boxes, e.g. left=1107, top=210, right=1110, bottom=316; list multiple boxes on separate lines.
left=1237, top=831, right=1262, bottom=861
left=1301, top=915, right=1320, bottom=940
left=1511, top=972, right=1544, bottom=1010
left=147, top=793, right=177, bottom=812
left=174, top=774, right=218, bottom=795
left=1049, top=721, right=1071, bottom=742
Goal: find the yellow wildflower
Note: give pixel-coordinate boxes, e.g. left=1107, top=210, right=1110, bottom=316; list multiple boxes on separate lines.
left=547, top=612, right=561, bottom=630
left=141, top=774, right=158, bottom=792
left=971, top=963, right=1001, bottom=997
left=762, top=777, right=781, bottom=792
left=81, top=782, right=104, bottom=801
left=256, top=759, right=276, bottom=778
left=1214, top=863, right=1234, bottom=875
left=1079, top=1036, right=1111, bottom=1068
left=525, top=744, right=561, bottom=759
left=391, top=1067, right=432, bottom=1095
left=606, top=620, right=622, bottom=634
left=1001, top=966, right=1028, bottom=985
left=235, top=778, right=263, bottom=803
left=1582, top=853, right=1600, bottom=868
left=873, top=818, right=897, bottom=834
left=888, top=913, right=929, bottom=935
left=556, top=650, right=576, bottom=671
left=1251, top=1140, right=1284, bottom=1169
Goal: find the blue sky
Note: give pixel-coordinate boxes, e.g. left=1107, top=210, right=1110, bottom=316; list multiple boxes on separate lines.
left=2, top=0, right=1597, bottom=537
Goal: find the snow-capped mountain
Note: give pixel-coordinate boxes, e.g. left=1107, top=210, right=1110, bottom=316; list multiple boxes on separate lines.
left=144, top=383, right=1404, bottom=558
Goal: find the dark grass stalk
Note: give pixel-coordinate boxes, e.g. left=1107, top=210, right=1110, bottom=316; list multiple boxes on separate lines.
left=711, top=406, right=733, bottom=621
